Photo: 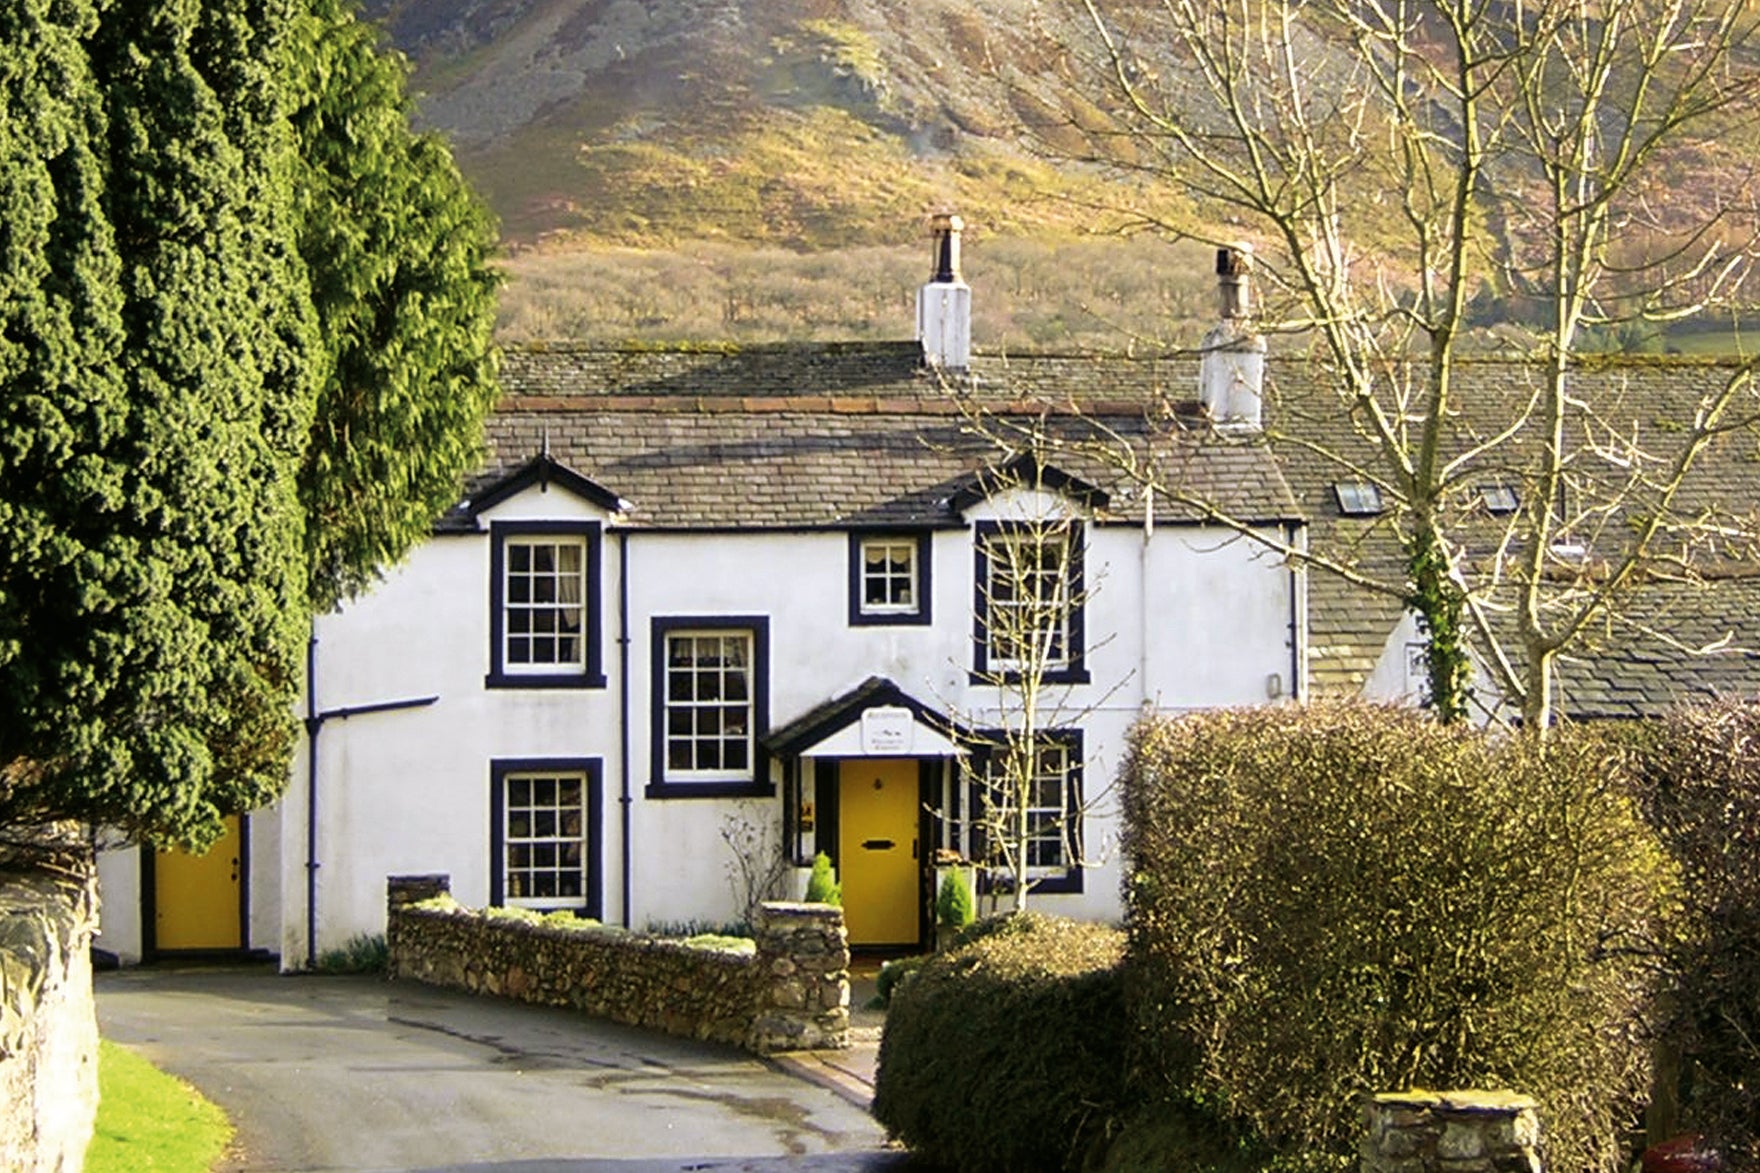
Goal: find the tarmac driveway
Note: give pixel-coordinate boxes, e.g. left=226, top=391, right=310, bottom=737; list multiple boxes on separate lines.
left=96, top=967, right=909, bottom=1173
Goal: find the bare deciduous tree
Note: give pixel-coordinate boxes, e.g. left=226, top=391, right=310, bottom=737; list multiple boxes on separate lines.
left=1005, top=0, right=1760, bottom=728
left=954, top=455, right=1127, bottom=911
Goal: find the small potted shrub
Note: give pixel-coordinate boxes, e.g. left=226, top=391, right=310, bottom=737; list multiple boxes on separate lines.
left=804, top=851, right=842, bottom=906
left=935, top=867, right=974, bottom=950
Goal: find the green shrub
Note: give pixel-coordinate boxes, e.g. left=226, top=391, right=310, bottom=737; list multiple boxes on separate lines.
left=644, top=918, right=749, bottom=939
left=874, top=955, right=927, bottom=1006
left=316, top=933, right=388, bottom=974
left=873, top=913, right=1128, bottom=1172
left=935, top=868, right=975, bottom=931
left=1121, top=705, right=1675, bottom=1173
left=945, top=911, right=1039, bottom=951
left=804, top=851, right=842, bottom=906
left=1629, top=700, right=1760, bottom=1165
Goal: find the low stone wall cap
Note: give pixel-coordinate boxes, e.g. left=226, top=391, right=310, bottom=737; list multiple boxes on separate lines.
left=1372, top=1090, right=1538, bottom=1113
left=759, top=901, right=841, bottom=915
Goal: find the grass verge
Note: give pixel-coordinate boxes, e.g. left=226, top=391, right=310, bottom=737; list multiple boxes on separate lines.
left=86, top=1039, right=232, bottom=1173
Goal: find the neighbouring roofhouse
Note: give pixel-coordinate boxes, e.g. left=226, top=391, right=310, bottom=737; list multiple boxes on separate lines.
left=1270, top=355, right=1760, bottom=720
left=94, top=223, right=1760, bottom=966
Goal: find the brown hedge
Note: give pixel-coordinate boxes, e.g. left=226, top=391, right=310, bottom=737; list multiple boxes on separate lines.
left=1628, top=699, right=1760, bottom=1165
left=1121, top=704, right=1675, bottom=1173
left=872, top=913, right=1128, bottom=1172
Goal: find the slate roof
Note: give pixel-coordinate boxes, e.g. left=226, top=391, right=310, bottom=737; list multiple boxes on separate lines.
left=443, top=343, right=1301, bottom=531
left=444, top=340, right=1760, bottom=719
left=1263, top=356, right=1760, bottom=717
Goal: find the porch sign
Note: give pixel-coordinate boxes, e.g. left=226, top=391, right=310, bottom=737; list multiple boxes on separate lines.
left=860, top=707, right=915, bottom=755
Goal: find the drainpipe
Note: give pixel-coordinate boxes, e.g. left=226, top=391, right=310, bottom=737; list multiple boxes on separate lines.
left=617, top=530, right=633, bottom=928
left=1288, top=522, right=1308, bottom=702
left=304, top=633, right=319, bottom=969
left=1140, top=486, right=1154, bottom=710
left=303, top=629, right=439, bottom=969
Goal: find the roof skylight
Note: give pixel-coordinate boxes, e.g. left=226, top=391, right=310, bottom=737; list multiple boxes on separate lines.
left=1333, top=481, right=1385, bottom=516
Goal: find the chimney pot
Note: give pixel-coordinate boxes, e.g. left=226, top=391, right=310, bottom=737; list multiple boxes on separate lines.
left=930, top=213, right=964, bottom=283
left=1217, top=242, right=1254, bottom=320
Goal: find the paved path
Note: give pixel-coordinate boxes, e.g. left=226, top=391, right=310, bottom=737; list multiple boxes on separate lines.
left=97, top=967, right=912, bottom=1173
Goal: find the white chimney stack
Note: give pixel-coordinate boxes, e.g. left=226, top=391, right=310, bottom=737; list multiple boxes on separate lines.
left=917, top=213, right=971, bottom=370
left=1199, top=242, right=1266, bottom=430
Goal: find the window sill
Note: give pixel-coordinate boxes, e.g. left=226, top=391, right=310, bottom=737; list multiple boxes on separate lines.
left=485, top=672, right=608, bottom=690
left=967, top=668, right=1092, bottom=687
left=979, top=869, right=1084, bottom=897
left=850, top=610, right=933, bottom=628
left=645, top=779, right=777, bottom=800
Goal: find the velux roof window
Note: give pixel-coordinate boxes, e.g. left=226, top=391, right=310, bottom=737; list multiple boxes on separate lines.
left=1333, top=481, right=1385, bottom=516
left=1479, top=484, right=1520, bottom=515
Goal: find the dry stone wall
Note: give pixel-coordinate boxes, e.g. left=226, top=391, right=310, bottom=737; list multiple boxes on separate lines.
left=0, top=849, right=99, bottom=1173
left=386, top=876, right=848, bottom=1055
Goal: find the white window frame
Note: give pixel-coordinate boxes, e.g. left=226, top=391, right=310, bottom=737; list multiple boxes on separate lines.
left=980, top=524, right=1076, bottom=674
left=662, top=629, right=756, bottom=782
left=499, top=770, right=588, bottom=910
left=502, top=534, right=587, bottom=673
left=859, top=537, right=919, bottom=616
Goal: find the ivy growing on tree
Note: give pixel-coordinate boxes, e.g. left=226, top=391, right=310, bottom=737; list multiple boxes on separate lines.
left=0, top=0, right=498, bottom=849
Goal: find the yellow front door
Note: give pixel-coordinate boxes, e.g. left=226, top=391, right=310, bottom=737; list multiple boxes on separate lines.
left=839, top=759, right=920, bottom=947
left=153, top=815, right=243, bottom=951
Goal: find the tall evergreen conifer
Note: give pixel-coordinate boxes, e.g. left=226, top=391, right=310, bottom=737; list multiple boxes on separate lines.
left=0, top=0, right=498, bottom=849
left=289, top=0, right=499, bottom=610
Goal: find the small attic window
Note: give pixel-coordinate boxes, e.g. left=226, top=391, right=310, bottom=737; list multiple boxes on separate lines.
left=1479, top=484, right=1520, bottom=515
left=1333, top=481, right=1385, bottom=516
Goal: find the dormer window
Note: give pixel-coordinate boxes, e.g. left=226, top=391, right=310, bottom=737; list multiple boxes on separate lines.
left=1479, top=484, right=1520, bottom=515
left=1333, top=481, right=1385, bottom=516
left=972, top=520, right=1089, bottom=685
left=849, top=533, right=932, bottom=626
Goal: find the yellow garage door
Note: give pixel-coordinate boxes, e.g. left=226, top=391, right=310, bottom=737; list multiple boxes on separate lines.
left=153, top=815, right=243, bottom=951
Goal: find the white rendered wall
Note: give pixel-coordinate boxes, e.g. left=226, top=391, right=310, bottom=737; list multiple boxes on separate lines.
left=280, top=485, right=624, bottom=967
left=94, top=845, right=140, bottom=963
left=169, top=478, right=1301, bottom=962
left=95, top=476, right=1302, bottom=963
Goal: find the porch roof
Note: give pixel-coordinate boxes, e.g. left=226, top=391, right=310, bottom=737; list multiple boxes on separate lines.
left=764, top=676, right=966, bottom=759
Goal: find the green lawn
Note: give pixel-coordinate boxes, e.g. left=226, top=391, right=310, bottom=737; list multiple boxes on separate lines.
left=86, top=1040, right=232, bottom=1173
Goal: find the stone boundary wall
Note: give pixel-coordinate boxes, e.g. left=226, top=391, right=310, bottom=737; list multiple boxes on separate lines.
left=385, top=876, right=849, bottom=1055
left=0, top=850, right=99, bottom=1173
left=1363, top=1091, right=1542, bottom=1173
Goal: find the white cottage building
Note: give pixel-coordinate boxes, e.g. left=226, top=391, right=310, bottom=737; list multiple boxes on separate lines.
left=96, top=236, right=1308, bottom=966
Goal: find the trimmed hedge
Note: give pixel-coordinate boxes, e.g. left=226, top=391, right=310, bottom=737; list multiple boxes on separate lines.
left=873, top=913, right=1127, bottom=1172
left=1121, top=704, right=1675, bottom=1173
left=1630, top=700, right=1760, bottom=1165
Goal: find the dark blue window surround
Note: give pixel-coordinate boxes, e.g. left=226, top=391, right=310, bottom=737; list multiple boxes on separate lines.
left=648, top=615, right=773, bottom=799
left=489, top=756, right=604, bottom=917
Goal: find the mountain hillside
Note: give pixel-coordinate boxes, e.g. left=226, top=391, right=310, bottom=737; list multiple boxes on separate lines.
left=362, top=0, right=1759, bottom=353
left=364, top=0, right=1146, bottom=248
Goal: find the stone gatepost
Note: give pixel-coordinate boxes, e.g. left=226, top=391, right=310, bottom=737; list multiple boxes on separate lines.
left=386, top=873, right=451, bottom=914
left=1363, top=1091, right=1542, bottom=1173
left=385, top=874, right=450, bottom=980
left=748, top=901, right=850, bottom=1054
